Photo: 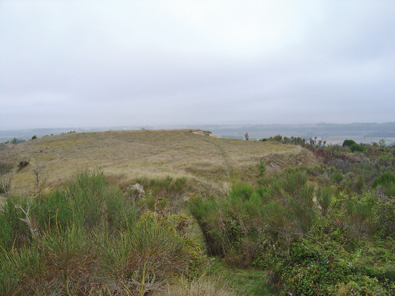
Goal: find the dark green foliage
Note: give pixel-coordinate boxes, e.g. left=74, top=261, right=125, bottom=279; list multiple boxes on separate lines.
left=266, top=135, right=307, bottom=147
left=353, top=175, right=365, bottom=194
left=343, top=139, right=357, bottom=147
left=372, top=172, right=395, bottom=188
left=257, top=158, right=266, bottom=177
left=31, top=135, right=37, bottom=140
left=372, top=172, right=395, bottom=197
left=279, top=171, right=307, bottom=194
left=17, top=160, right=29, bottom=170
left=10, top=138, right=25, bottom=144
left=317, top=187, right=331, bottom=216
left=330, top=170, right=344, bottom=183
left=350, top=143, right=365, bottom=152
left=271, top=134, right=283, bottom=142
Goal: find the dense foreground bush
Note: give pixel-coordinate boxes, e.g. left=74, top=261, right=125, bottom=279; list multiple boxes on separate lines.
left=0, top=171, right=205, bottom=295
left=190, top=170, right=395, bottom=295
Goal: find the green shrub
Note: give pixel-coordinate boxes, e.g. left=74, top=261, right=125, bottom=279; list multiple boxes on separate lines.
left=0, top=162, right=13, bottom=175
left=258, top=158, right=267, bottom=177
left=280, top=171, right=307, bottom=195
left=350, top=143, right=365, bottom=153
left=31, top=170, right=137, bottom=233
left=372, top=172, right=395, bottom=188
left=0, top=197, right=31, bottom=251
left=95, top=214, right=191, bottom=295
left=0, top=171, right=205, bottom=294
left=134, top=176, right=188, bottom=212
left=343, top=139, right=357, bottom=147
left=271, top=135, right=283, bottom=142
left=317, top=187, right=332, bottom=216
left=0, top=178, right=10, bottom=194
left=331, top=170, right=344, bottom=184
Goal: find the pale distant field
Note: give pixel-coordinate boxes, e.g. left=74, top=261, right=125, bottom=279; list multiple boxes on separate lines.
left=0, top=129, right=318, bottom=195
left=324, top=136, right=395, bottom=145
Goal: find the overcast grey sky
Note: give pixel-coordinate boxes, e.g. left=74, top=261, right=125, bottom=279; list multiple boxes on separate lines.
left=1, top=1, right=394, bottom=130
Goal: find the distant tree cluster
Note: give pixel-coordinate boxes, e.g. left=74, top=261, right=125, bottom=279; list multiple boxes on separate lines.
left=260, top=134, right=326, bottom=148
left=8, top=138, right=26, bottom=144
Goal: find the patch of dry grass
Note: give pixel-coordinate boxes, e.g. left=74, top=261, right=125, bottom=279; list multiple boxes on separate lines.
left=159, top=276, right=240, bottom=296
left=0, top=129, right=318, bottom=194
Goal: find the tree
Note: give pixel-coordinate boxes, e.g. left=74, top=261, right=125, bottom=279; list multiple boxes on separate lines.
left=343, top=139, right=356, bottom=147
left=31, top=135, right=37, bottom=140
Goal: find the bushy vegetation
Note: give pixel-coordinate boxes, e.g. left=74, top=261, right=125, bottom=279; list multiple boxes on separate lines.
left=0, top=162, right=13, bottom=194
left=262, top=135, right=328, bottom=148
left=130, top=176, right=188, bottom=213
left=9, top=138, right=26, bottom=144
left=0, top=162, right=13, bottom=175
left=189, top=139, right=395, bottom=295
left=350, top=143, right=365, bottom=153
left=190, top=173, right=395, bottom=294
left=343, top=139, right=357, bottom=147
left=0, top=171, right=206, bottom=295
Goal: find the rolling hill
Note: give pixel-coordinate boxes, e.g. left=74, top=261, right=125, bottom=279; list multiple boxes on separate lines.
left=0, top=129, right=319, bottom=194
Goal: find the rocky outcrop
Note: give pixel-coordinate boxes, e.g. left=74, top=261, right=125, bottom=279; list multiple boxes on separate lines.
left=127, top=183, right=145, bottom=199
left=190, top=129, right=216, bottom=138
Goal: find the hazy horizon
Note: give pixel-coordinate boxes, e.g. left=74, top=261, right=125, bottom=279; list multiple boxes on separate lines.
left=1, top=1, right=394, bottom=130
left=1, top=121, right=395, bottom=132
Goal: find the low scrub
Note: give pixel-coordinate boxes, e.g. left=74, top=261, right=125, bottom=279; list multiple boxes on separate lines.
left=0, top=171, right=206, bottom=295
left=190, top=169, right=395, bottom=295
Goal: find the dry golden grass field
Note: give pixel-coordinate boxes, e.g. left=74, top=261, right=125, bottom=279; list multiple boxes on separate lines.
left=0, top=129, right=318, bottom=195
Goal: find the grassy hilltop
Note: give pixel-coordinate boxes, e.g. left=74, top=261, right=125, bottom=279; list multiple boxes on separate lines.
left=0, top=129, right=317, bottom=194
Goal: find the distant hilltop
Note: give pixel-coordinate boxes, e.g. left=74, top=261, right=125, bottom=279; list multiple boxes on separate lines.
left=190, top=129, right=216, bottom=138
left=0, top=129, right=317, bottom=193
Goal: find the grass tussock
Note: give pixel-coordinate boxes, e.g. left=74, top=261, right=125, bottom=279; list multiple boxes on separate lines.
left=161, top=276, right=239, bottom=296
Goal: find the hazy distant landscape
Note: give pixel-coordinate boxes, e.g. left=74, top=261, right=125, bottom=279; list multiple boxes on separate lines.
left=1, top=0, right=395, bottom=294
left=2, top=122, right=395, bottom=145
